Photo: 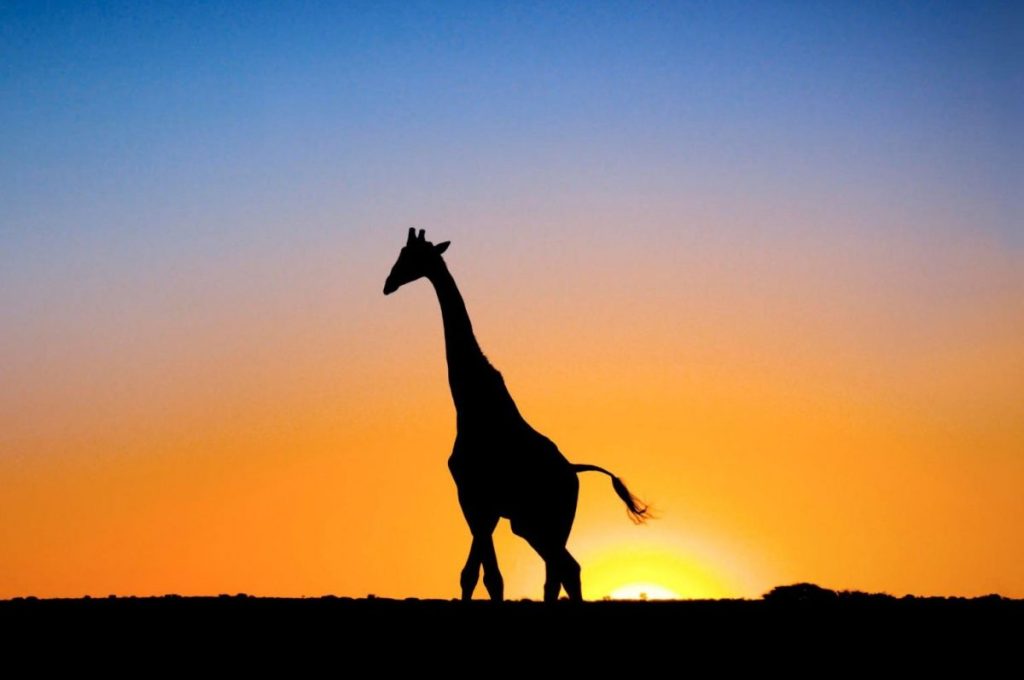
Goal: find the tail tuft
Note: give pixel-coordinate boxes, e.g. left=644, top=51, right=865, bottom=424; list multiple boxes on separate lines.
left=611, top=476, right=651, bottom=524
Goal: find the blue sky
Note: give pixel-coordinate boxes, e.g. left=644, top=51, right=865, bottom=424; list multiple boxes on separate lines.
left=3, top=2, right=1019, bottom=257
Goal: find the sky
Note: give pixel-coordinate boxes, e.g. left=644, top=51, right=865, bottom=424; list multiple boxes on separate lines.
left=1, top=1, right=1022, bottom=600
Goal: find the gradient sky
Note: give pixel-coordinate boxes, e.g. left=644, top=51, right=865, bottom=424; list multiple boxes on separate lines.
left=2, top=1, right=1022, bottom=600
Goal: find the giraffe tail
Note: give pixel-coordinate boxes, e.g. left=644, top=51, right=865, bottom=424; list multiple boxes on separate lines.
left=572, top=464, right=652, bottom=524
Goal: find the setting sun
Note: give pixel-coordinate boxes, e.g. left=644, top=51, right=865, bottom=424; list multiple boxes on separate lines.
left=609, top=583, right=680, bottom=601
left=578, top=542, right=743, bottom=601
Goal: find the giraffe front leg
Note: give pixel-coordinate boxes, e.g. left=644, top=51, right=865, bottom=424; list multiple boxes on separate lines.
left=476, top=534, right=504, bottom=601
left=455, top=491, right=501, bottom=601
left=460, top=541, right=482, bottom=601
left=460, top=534, right=504, bottom=601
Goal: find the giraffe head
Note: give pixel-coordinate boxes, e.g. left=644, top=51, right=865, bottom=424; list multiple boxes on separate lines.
left=383, top=228, right=451, bottom=295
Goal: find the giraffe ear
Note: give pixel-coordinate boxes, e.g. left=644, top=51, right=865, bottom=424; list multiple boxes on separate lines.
left=435, top=241, right=450, bottom=255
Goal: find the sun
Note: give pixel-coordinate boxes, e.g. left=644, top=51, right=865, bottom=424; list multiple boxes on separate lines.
left=580, top=541, right=738, bottom=601
left=608, top=583, right=681, bottom=601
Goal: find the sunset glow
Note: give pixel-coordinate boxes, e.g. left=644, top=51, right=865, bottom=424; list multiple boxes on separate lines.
left=2, top=3, right=1021, bottom=601
left=582, top=542, right=740, bottom=601
left=609, top=584, right=680, bottom=601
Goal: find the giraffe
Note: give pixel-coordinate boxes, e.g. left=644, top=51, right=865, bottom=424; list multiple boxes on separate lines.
left=383, top=228, right=650, bottom=602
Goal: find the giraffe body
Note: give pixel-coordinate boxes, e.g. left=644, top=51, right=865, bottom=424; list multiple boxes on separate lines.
left=384, top=228, right=648, bottom=601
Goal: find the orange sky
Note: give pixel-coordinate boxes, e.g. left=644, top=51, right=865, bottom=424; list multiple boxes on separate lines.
left=3, top=219, right=1021, bottom=600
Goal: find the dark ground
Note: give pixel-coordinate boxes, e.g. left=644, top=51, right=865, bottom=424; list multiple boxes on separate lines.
left=2, top=584, right=1019, bottom=666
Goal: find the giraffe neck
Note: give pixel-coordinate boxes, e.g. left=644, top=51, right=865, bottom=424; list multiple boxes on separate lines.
left=427, top=261, right=516, bottom=419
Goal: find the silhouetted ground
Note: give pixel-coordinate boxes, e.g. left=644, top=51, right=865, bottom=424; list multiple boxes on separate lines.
left=2, top=584, right=1019, bottom=665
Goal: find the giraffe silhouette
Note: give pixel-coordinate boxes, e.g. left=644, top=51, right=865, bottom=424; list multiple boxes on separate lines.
left=384, top=228, right=650, bottom=602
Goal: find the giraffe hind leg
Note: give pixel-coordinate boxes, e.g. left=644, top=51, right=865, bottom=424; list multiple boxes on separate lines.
left=514, top=522, right=578, bottom=602
left=560, top=548, right=582, bottom=601
left=543, top=559, right=562, bottom=602
left=540, top=547, right=581, bottom=602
